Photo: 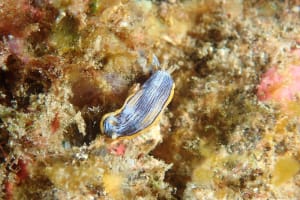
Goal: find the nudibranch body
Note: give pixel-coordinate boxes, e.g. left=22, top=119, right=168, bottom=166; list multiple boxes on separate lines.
left=100, top=69, right=175, bottom=139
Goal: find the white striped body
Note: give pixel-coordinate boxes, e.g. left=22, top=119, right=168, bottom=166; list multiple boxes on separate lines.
left=100, top=70, right=174, bottom=139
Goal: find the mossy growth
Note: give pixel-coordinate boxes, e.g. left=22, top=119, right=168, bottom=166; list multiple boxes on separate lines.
left=49, top=15, right=80, bottom=55
left=45, top=157, right=105, bottom=193
left=102, top=172, right=124, bottom=199
left=272, top=156, right=300, bottom=186
left=89, top=0, right=101, bottom=15
left=50, top=0, right=73, bottom=9
left=287, top=101, right=300, bottom=117
left=192, top=160, right=214, bottom=184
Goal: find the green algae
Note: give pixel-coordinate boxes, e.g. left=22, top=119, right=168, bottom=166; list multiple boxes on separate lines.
left=89, top=0, right=101, bottom=14
left=49, top=15, right=80, bottom=55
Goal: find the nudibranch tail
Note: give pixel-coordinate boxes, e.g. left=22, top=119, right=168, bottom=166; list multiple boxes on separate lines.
left=100, top=69, right=175, bottom=139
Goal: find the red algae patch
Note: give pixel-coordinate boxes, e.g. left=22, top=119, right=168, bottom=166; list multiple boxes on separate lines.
left=257, top=66, right=300, bottom=103
left=257, top=64, right=300, bottom=117
left=257, top=67, right=283, bottom=102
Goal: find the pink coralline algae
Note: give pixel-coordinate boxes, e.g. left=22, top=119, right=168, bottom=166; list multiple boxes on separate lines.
left=257, top=65, right=300, bottom=103
left=109, top=142, right=126, bottom=156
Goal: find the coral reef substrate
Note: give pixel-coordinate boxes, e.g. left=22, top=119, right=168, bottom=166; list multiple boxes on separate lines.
left=0, top=0, right=300, bottom=199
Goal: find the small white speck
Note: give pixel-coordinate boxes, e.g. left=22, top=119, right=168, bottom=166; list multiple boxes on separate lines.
left=119, top=21, right=129, bottom=27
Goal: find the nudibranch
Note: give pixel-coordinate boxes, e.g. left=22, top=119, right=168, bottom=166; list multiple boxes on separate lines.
left=100, top=62, right=175, bottom=139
